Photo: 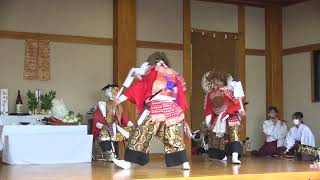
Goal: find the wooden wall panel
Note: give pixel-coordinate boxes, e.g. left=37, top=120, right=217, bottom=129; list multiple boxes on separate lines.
left=265, top=5, right=283, bottom=118
left=113, top=0, right=137, bottom=159
left=238, top=5, right=247, bottom=139
left=183, top=0, right=192, bottom=160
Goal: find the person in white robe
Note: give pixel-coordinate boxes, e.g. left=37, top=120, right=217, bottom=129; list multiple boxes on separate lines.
left=283, top=112, right=315, bottom=155
left=252, top=107, right=288, bottom=156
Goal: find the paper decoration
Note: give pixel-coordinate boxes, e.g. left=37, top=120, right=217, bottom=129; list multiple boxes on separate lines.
left=23, top=39, right=50, bottom=81
left=1, top=89, right=9, bottom=115
left=232, top=81, right=245, bottom=98
left=23, top=39, right=39, bottom=80
left=38, top=40, right=50, bottom=81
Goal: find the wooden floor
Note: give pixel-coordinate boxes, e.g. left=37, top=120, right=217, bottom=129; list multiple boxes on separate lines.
left=0, top=156, right=319, bottom=180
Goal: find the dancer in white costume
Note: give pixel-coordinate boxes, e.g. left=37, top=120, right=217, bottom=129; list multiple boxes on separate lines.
left=283, top=112, right=315, bottom=155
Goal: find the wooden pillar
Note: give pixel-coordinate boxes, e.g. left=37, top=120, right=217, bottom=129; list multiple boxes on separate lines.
left=265, top=5, right=283, bottom=118
left=183, top=0, right=192, bottom=160
left=238, top=5, right=246, bottom=139
left=113, top=0, right=136, bottom=159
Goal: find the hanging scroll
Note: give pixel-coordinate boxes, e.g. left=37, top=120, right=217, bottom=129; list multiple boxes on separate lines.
left=38, top=40, right=50, bottom=81
left=23, top=39, right=50, bottom=81
left=23, top=39, right=39, bottom=80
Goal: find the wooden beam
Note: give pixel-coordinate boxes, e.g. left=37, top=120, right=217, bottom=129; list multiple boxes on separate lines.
left=195, top=0, right=309, bottom=7
left=281, top=0, right=310, bottom=7
left=192, top=28, right=239, bottom=36
left=0, top=30, right=112, bottom=45
left=136, top=41, right=183, bottom=50
left=113, top=0, right=137, bottom=159
left=196, top=0, right=266, bottom=7
left=245, top=49, right=267, bottom=56
left=238, top=5, right=246, bottom=92
left=265, top=5, right=284, bottom=119
left=183, top=0, right=192, bottom=161
left=0, top=30, right=186, bottom=51
left=283, top=43, right=320, bottom=55
left=238, top=5, right=246, bottom=139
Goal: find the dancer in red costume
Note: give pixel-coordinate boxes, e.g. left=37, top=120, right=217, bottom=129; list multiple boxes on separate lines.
left=114, top=52, right=190, bottom=170
left=203, top=70, right=245, bottom=164
left=92, top=84, right=134, bottom=162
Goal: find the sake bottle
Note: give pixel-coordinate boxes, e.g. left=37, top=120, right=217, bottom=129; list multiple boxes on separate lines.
left=16, top=90, right=23, bottom=114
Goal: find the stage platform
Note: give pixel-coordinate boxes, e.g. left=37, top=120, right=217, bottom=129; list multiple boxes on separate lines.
left=0, top=156, right=319, bottom=180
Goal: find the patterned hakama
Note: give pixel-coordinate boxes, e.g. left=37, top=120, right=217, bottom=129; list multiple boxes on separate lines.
left=124, top=114, right=187, bottom=167
left=123, top=66, right=188, bottom=167
left=204, top=87, right=243, bottom=160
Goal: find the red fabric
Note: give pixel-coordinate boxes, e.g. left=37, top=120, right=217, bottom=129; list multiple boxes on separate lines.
left=175, top=76, right=188, bottom=111
left=204, top=87, right=242, bottom=126
left=91, top=105, right=130, bottom=139
left=124, top=67, right=187, bottom=115
left=124, top=68, right=156, bottom=115
left=204, top=92, right=212, bottom=117
left=227, top=99, right=241, bottom=114
left=258, top=140, right=278, bottom=156
left=192, top=147, right=200, bottom=155
left=92, top=108, right=105, bottom=139
left=149, top=100, right=183, bottom=117
left=225, top=99, right=241, bottom=125
left=149, top=100, right=185, bottom=126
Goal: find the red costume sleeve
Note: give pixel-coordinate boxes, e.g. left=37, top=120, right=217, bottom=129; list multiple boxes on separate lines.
left=223, top=88, right=241, bottom=114
left=124, top=68, right=156, bottom=115
left=224, top=88, right=234, bottom=100
left=92, top=108, right=105, bottom=139
left=176, top=77, right=188, bottom=112
left=226, top=99, right=242, bottom=114
left=124, top=80, right=142, bottom=104
left=204, top=91, right=213, bottom=117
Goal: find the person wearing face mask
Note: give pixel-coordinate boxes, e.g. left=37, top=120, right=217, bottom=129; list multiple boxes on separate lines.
left=283, top=112, right=315, bottom=155
left=252, top=106, right=288, bottom=157
left=91, top=84, right=134, bottom=162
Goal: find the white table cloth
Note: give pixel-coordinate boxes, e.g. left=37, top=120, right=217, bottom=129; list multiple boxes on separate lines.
left=2, top=134, right=92, bottom=164
left=0, top=115, right=46, bottom=125
left=0, top=125, right=92, bottom=164
left=0, top=125, right=88, bottom=150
